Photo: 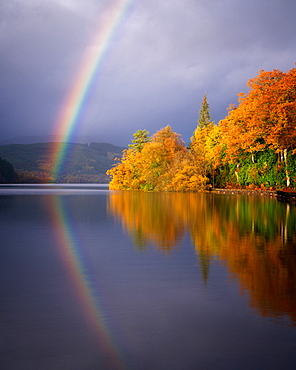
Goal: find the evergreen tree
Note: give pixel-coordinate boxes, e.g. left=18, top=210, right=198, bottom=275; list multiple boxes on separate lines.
left=197, top=93, right=213, bottom=129
left=128, top=129, right=151, bottom=152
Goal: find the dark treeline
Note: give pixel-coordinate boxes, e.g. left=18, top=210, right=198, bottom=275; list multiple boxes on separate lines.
left=0, top=157, right=51, bottom=183
left=0, top=157, right=15, bottom=183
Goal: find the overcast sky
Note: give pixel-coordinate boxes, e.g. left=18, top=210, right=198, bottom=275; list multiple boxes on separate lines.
left=1, top=0, right=295, bottom=146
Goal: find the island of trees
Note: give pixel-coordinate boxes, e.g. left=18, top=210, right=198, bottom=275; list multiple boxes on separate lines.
left=107, top=66, right=296, bottom=191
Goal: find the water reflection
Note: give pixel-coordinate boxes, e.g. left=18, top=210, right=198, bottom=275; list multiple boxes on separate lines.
left=46, top=194, right=124, bottom=369
left=108, top=192, right=187, bottom=252
left=108, top=191, right=296, bottom=326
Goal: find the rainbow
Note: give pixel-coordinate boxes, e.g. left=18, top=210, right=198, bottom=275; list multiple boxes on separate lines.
left=48, top=195, right=125, bottom=369
left=50, top=0, right=132, bottom=180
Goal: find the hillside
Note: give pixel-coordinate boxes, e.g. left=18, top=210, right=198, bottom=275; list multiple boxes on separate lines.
left=0, top=142, right=125, bottom=183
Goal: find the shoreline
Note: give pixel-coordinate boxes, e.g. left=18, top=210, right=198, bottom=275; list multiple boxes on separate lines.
left=212, top=188, right=296, bottom=202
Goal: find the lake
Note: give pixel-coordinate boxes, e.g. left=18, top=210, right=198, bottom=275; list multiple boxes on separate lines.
left=1, top=184, right=296, bottom=369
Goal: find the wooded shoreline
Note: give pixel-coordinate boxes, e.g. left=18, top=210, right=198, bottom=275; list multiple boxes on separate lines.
left=108, top=67, right=296, bottom=192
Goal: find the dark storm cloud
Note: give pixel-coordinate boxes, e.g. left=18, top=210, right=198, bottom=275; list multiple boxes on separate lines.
left=1, top=0, right=295, bottom=145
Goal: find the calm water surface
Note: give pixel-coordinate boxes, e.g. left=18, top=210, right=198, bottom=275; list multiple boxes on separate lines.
left=1, top=184, right=296, bottom=369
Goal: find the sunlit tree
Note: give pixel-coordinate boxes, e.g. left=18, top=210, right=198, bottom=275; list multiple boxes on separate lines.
left=219, top=67, right=296, bottom=187
left=190, top=95, right=218, bottom=187
left=128, top=129, right=151, bottom=152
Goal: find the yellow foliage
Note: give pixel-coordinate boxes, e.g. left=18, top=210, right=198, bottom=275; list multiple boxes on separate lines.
left=107, top=126, right=209, bottom=191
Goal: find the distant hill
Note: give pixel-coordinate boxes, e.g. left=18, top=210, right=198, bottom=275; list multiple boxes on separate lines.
left=0, top=142, right=126, bottom=183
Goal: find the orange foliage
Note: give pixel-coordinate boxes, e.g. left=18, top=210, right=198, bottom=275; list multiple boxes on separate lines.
left=108, top=191, right=187, bottom=252
left=220, top=67, right=296, bottom=161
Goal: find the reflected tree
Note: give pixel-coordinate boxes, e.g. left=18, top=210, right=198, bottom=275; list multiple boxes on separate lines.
left=108, top=191, right=296, bottom=325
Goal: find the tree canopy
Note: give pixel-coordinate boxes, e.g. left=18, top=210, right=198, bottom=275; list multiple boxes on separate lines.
left=107, top=126, right=209, bottom=191
left=107, top=66, right=296, bottom=191
left=128, top=129, right=151, bottom=152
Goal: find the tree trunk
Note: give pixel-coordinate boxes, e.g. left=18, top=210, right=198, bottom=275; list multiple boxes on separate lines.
left=234, top=163, right=240, bottom=183
left=283, top=148, right=290, bottom=187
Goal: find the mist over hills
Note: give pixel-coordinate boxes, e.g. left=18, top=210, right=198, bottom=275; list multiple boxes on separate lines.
left=0, top=135, right=124, bottom=146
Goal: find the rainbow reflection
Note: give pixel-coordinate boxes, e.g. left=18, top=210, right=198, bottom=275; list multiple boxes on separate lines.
left=48, top=194, right=125, bottom=369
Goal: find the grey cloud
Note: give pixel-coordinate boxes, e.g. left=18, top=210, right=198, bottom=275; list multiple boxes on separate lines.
left=0, top=0, right=295, bottom=145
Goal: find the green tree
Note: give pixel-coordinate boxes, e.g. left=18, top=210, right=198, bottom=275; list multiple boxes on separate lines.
left=197, top=93, right=213, bottom=129
left=128, top=129, right=151, bottom=152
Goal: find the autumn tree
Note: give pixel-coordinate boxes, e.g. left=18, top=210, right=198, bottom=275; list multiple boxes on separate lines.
left=107, top=148, right=143, bottom=190
left=190, top=94, right=218, bottom=187
left=219, top=67, right=296, bottom=187
left=107, top=126, right=209, bottom=191
left=219, top=69, right=291, bottom=161
left=164, top=150, right=209, bottom=192
left=138, top=126, right=189, bottom=191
